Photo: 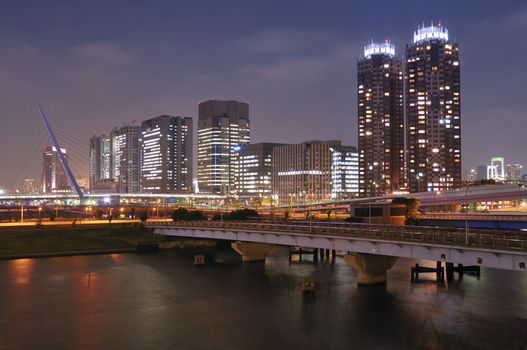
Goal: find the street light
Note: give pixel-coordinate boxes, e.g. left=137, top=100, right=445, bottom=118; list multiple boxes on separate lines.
left=434, top=191, right=441, bottom=219
left=38, top=207, right=42, bottom=221
left=464, top=181, right=469, bottom=245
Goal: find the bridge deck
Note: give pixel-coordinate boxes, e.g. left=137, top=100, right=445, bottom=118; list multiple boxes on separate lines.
left=149, top=221, right=527, bottom=253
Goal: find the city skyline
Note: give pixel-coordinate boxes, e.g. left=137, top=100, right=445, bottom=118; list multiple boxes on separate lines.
left=0, top=1, right=526, bottom=188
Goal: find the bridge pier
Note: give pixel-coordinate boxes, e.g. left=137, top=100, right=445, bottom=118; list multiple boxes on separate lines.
left=343, top=253, right=398, bottom=286
left=231, top=242, right=275, bottom=262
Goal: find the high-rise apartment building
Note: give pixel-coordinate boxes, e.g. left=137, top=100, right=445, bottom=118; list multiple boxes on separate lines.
left=141, top=115, right=193, bottom=194
left=332, top=146, right=360, bottom=199
left=357, top=41, right=404, bottom=197
left=41, top=146, right=70, bottom=193
left=406, top=23, right=461, bottom=192
left=111, top=123, right=141, bottom=193
left=88, top=134, right=111, bottom=190
left=197, top=100, right=250, bottom=194
left=237, top=143, right=283, bottom=197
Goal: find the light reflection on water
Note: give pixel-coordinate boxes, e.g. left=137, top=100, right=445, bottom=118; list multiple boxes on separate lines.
left=0, top=248, right=526, bottom=350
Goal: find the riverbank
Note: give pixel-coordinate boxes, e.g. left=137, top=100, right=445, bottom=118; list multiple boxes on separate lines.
left=0, top=224, right=156, bottom=259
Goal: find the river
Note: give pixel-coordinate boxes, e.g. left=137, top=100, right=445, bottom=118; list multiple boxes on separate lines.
left=1, top=247, right=526, bottom=349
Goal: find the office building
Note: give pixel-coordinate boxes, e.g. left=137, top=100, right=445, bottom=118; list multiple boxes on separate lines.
left=357, top=41, right=404, bottom=197
left=272, top=140, right=340, bottom=204
left=465, top=168, right=476, bottom=183
left=476, top=165, right=487, bottom=181
left=237, top=142, right=283, bottom=197
left=406, top=23, right=461, bottom=192
left=507, top=163, right=523, bottom=181
left=332, top=145, right=360, bottom=199
left=111, top=123, right=141, bottom=193
left=197, top=100, right=250, bottom=194
left=141, top=115, right=193, bottom=194
left=41, top=145, right=70, bottom=193
left=23, top=178, right=36, bottom=194
left=88, top=133, right=111, bottom=190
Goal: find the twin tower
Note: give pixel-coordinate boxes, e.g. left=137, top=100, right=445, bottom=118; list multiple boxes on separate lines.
left=358, top=23, right=461, bottom=196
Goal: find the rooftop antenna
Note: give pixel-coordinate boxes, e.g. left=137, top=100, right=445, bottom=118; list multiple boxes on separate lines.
left=36, top=102, right=84, bottom=201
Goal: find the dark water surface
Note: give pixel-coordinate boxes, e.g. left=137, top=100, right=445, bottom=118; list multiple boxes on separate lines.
left=1, top=248, right=526, bottom=350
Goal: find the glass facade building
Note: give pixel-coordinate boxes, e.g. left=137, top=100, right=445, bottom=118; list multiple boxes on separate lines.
left=140, top=115, right=193, bottom=194
left=237, top=143, right=283, bottom=197
left=197, top=100, right=250, bottom=194
left=331, top=145, right=359, bottom=199
left=110, top=124, right=141, bottom=193
left=88, top=134, right=111, bottom=190
left=41, top=145, right=70, bottom=193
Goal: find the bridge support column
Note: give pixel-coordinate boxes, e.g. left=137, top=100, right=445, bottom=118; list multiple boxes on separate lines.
left=343, top=253, right=398, bottom=286
left=231, top=242, right=275, bottom=262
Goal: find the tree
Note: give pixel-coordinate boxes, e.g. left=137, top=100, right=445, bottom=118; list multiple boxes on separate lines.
left=405, top=199, right=421, bottom=225
left=139, top=211, right=148, bottom=223
left=392, top=197, right=421, bottom=225
left=171, top=208, right=207, bottom=221
left=211, top=208, right=259, bottom=221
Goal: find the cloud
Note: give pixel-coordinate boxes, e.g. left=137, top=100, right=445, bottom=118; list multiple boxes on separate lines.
left=239, top=28, right=336, bottom=54
left=69, top=42, right=135, bottom=65
left=235, top=42, right=357, bottom=85
left=501, top=5, right=527, bottom=31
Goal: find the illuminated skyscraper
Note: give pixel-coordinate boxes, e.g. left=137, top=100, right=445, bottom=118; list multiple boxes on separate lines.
left=357, top=41, right=404, bottom=197
left=272, top=141, right=359, bottom=204
left=110, top=123, right=141, bottom=193
left=23, top=178, right=36, bottom=194
left=41, top=145, right=70, bottom=193
left=406, top=23, right=461, bottom=192
left=237, top=143, right=283, bottom=197
left=197, top=100, right=250, bottom=194
left=506, top=163, right=523, bottom=181
left=140, top=115, right=193, bottom=194
left=331, top=145, right=359, bottom=199
left=89, top=133, right=111, bottom=190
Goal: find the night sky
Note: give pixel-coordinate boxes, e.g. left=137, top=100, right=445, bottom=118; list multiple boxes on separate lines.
left=0, top=0, right=526, bottom=189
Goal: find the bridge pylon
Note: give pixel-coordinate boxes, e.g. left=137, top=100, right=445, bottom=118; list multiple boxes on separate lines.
left=36, top=102, right=84, bottom=202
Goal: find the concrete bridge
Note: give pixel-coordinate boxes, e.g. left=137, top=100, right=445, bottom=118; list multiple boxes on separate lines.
left=149, top=221, right=527, bottom=285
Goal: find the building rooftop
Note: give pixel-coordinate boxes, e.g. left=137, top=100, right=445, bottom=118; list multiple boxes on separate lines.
left=364, top=41, right=395, bottom=59
left=413, top=22, right=449, bottom=44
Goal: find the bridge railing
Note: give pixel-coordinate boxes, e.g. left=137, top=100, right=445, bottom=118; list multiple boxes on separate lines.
left=419, top=213, right=527, bottom=222
left=147, top=220, right=527, bottom=252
